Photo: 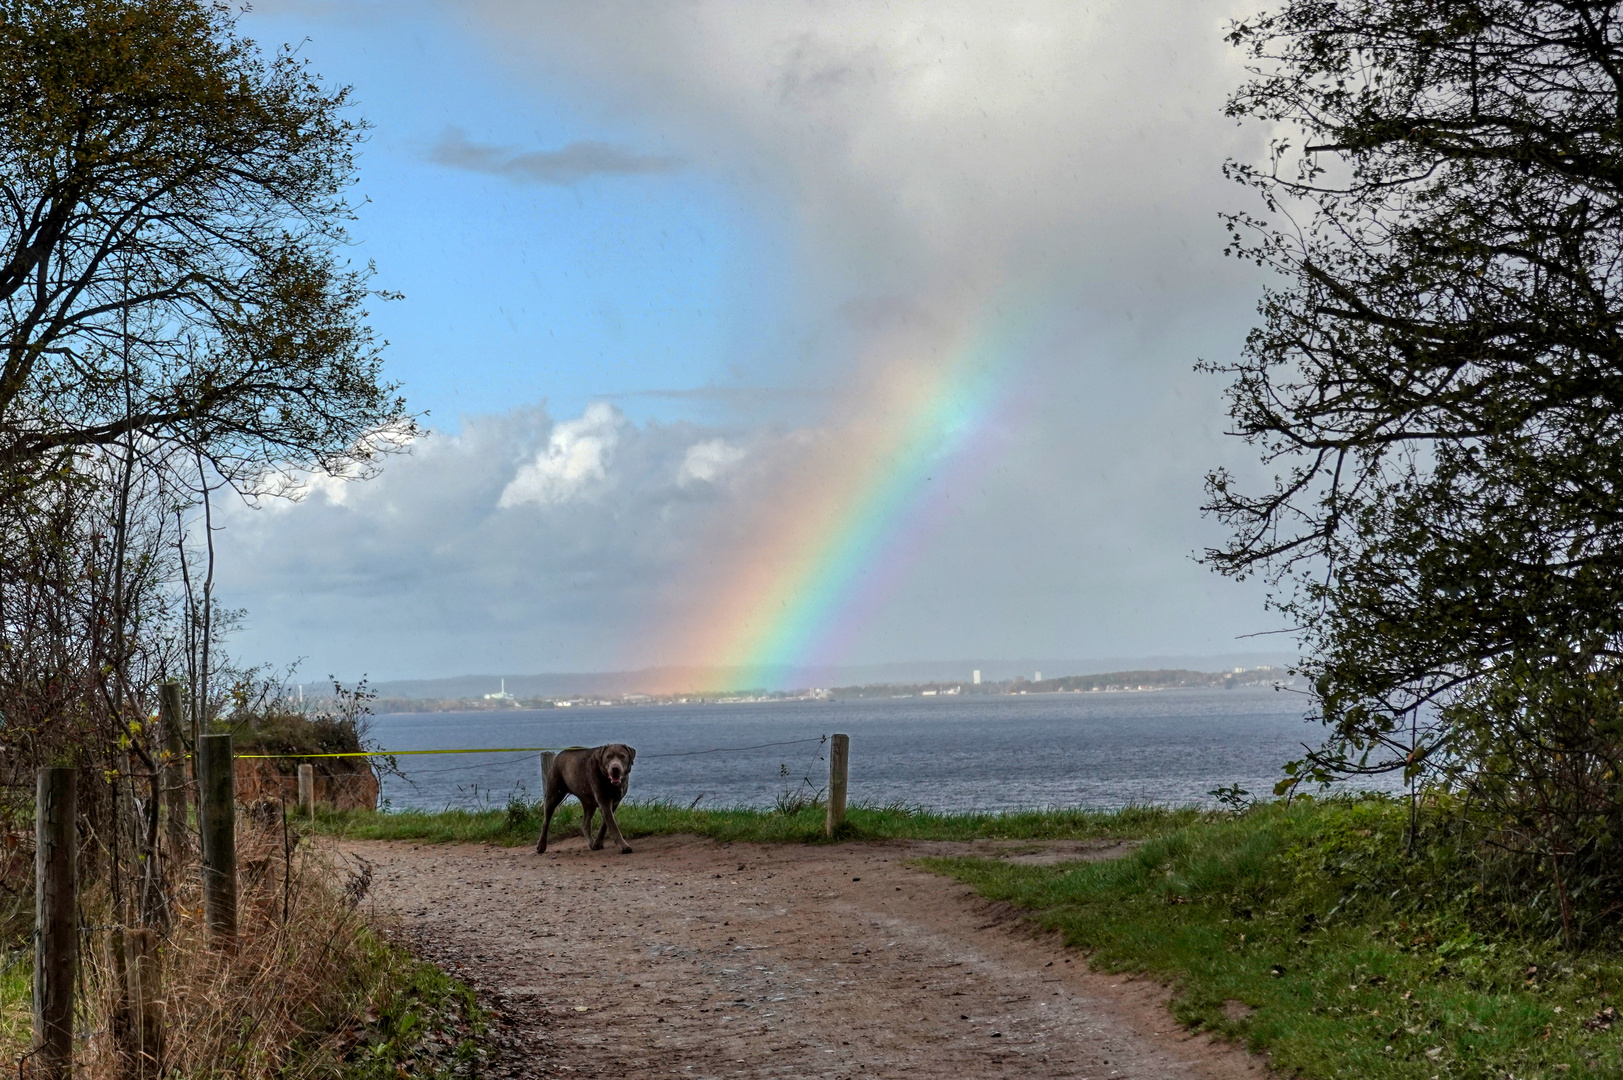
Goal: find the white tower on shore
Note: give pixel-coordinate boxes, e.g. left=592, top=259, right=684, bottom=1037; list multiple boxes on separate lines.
left=972, top=669, right=981, bottom=685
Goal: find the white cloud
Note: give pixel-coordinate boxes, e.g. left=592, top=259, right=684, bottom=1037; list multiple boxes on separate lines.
left=677, top=438, right=747, bottom=487
left=497, top=402, right=622, bottom=508
left=213, top=405, right=759, bottom=676
left=253, top=419, right=423, bottom=511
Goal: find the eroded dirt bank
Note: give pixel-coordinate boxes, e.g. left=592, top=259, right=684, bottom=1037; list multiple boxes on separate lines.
left=341, top=834, right=1268, bottom=1079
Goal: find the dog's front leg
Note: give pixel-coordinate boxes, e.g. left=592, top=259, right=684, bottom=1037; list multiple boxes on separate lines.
left=601, top=796, right=633, bottom=854
left=580, top=798, right=600, bottom=848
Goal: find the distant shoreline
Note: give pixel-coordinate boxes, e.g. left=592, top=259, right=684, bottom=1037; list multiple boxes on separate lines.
left=368, top=665, right=1299, bottom=714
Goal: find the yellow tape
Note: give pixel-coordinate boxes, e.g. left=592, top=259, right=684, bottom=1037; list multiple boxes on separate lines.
left=232, top=746, right=585, bottom=760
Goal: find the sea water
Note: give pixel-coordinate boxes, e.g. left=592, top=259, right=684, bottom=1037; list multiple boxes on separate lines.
left=368, top=684, right=1395, bottom=813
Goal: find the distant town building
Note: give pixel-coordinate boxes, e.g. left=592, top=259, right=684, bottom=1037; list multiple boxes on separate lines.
left=483, top=679, right=515, bottom=701
left=1035, top=670, right=1043, bottom=682
left=972, top=669, right=981, bottom=685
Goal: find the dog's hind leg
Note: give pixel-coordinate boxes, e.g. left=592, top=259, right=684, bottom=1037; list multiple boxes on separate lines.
left=535, top=784, right=568, bottom=853
left=580, top=797, right=599, bottom=847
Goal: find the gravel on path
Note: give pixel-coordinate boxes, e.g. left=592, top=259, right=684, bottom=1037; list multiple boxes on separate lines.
left=342, top=834, right=1270, bottom=1079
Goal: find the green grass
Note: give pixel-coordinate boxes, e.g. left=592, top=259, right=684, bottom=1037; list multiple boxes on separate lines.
left=316, top=798, right=1203, bottom=846
left=0, top=951, right=26, bottom=1053
left=339, top=936, right=486, bottom=1080
left=924, top=798, right=1623, bottom=1080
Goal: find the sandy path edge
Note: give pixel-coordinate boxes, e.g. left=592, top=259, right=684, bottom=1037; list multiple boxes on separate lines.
left=341, top=834, right=1270, bottom=1079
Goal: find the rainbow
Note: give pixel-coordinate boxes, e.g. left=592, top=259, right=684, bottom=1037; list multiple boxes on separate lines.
left=652, top=292, right=1051, bottom=694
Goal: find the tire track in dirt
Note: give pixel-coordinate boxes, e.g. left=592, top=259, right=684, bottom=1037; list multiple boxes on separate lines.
left=341, top=834, right=1268, bottom=1079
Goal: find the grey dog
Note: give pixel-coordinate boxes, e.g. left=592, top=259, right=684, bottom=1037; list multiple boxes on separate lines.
left=535, top=743, right=636, bottom=854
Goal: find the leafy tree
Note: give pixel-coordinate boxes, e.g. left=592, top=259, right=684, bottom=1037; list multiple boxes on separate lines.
left=0, top=0, right=412, bottom=494
left=0, top=0, right=407, bottom=928
left=1208, top=1, right=1623, bottom=934
left=1210, top=0, right=1623, bottom=767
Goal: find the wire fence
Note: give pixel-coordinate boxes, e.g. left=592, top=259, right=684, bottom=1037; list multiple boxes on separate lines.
left=232, top=736, right=827, bottom=761
left=235, top=736, right=833, bottom=811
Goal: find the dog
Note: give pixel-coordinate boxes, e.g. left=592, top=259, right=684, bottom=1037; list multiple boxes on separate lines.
left=535, top=743, right=636, bottom=854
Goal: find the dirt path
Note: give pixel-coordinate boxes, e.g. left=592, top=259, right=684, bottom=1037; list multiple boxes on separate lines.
left=342, top=834, right=1268, bottom=1079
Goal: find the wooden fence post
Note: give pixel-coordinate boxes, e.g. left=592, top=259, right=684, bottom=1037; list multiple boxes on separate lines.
left=157, top=681, right=189, bottom=859
left=825, top=734, right=849, bottom=838
left=297, top=763, right=315, bottom=816
left=199, top=734, right=236, bottom=948
left=33, top=766, right=76, bottom=1080
left=539, top=751, right=556, bottom=802
left=123, top=928, right=163, bottom=1079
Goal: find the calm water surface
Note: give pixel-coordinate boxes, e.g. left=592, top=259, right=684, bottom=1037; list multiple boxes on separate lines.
left=369, top=686, right=1386, bottom=812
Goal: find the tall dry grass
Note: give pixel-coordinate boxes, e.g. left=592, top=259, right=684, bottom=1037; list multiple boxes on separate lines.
left=3, top=805, right=430, bottom=1079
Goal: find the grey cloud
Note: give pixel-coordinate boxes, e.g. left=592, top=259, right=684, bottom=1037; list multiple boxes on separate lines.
left=212, top=2, right=1289, bottom=679
left=212, top=313, right=1279, bottom=683
left=463, top=0, right=1271, bottom=394
left=430, top=1, right=1279, bottom=672
left=429, top=126, right=681, bottom=184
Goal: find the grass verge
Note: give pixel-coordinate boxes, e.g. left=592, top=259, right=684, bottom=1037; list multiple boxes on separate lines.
left=924, top=797, right=1623, bottom=1079
left=337, top=936, right=487, bottom=1080
left=315, top=799, right=1204, bottom=846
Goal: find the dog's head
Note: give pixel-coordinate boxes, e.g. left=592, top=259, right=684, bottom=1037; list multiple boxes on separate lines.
left=601, top=743, right=635, bottom=789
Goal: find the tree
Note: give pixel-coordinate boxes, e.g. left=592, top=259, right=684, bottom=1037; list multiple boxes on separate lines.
left=0, top=0, right=412, bottom=495
left=1208, top=1, right=1623, bottom=923
left=0, top=0, right=410, bottom=931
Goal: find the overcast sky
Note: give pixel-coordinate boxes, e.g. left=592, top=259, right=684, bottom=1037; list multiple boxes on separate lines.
left=217, top=0, right=1286, bottom=685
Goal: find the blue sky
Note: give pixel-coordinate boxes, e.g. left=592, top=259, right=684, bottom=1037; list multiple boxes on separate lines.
left=244, top=1, right=795, bottom=428
left=215, top=0, right=1287, bottom=683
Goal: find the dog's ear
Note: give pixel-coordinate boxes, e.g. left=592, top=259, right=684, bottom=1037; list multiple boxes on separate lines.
left=626, top=746, right=636, bottom=765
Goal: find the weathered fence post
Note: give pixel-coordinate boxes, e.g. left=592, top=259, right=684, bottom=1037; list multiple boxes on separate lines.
left=825, top=733, right=849, bottom=838
left=33, top=766, right=76, bottom=1080
left=123, top=928, right=163, bottom=1079
left=157, top=681, right=189, bottom=858
left=539, top=751, right=556, bottom=802
left=199, top=734, right=236, bottom=948
left=297, top=763, right=315, bottom=816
